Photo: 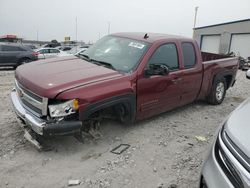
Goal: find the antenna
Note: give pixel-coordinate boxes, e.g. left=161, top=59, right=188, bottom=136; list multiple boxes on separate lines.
left=144, top=33, right=149, bottom=39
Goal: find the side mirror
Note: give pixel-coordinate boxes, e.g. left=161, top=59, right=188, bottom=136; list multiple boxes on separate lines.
left=145, top=64, right=169, bottom=77
left=246, top=69, right=250, bottom=79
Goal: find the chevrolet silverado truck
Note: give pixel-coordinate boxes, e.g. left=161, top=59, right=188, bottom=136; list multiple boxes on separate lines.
left=11, top=32, right=239, bottom=139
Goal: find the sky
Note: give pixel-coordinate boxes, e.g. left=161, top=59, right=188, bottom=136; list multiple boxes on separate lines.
left=0, top=0, right=250, bottom=43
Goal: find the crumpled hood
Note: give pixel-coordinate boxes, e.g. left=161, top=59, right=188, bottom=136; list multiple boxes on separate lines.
left=15, top=56, right=123, bottom=98
left=225, top=97, right=250, bottom=158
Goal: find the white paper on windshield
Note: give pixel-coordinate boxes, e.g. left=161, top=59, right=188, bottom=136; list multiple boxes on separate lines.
left=128, top=42, right=145, bottom=49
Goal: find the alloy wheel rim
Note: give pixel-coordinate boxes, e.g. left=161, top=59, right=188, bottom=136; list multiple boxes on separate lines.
left=216, top=82, right=225, bottom=101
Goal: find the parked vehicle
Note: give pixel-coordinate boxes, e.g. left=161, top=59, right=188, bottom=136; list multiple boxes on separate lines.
left=0, top=43, right=38, bottom=68
left=24, top=44, right=37, bottom=50
left=200, top=70, right=250, bottom=188
left=44, top=42, right=61, bottom=48
left=74, top=48, right=88, bottom=56
left=11, top=33, right=239, bottom=141
left=56, top=46, right=72, bottom=51
left=80, top=44, right=91, bottom=49
left=35, top=48, right=71, bottom=59
left=239, top=56, right=250, bottom=70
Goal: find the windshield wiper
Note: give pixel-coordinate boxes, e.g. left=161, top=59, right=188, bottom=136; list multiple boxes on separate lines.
left=78, top=54, right=90, bottom=61
left=90, top=59, right=115, bottom=70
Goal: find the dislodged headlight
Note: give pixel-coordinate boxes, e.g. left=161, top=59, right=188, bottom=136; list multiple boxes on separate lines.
left=49, top=99, right=79, bottom=118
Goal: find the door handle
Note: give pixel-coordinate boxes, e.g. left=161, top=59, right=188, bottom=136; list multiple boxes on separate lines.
left=172, top=77, right=182, bottom=84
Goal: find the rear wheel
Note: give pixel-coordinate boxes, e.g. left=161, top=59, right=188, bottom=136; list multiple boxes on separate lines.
left=18, top=58, right=31, bottom=66
left=207, top=77, right=227, bottom=105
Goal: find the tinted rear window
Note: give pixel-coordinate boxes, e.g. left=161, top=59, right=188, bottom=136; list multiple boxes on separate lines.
left=182, top=43, right=196, bottom=68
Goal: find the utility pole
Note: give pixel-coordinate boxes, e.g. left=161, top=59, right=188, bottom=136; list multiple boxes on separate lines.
left=108, top=22, right=111, bottom=35
left=193, top=6, right=199, bottom=38
left=76, top=17, right=78, bottom=52
left=36, top=29, right=39, bottom=42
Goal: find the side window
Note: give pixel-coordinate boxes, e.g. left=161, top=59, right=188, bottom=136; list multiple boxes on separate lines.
left=182, top=42, right=196, bottom=68
left=50, top=49, right=59, bottom=53
left=2, top=46, right=26, bottom=51
left=148, top=43, right=179, bottom=70
left=2, top=45, right=15, bottom=51
left=17, top=47, right=26, bottom=51
left=40, top=49, right=49, bottom=54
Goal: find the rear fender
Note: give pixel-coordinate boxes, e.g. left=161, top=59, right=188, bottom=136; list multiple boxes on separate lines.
left=208, top=70, right=235, bottom=96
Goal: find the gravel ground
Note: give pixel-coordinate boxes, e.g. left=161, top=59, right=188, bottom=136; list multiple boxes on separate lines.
left=0, top=68, right=249, bottom=188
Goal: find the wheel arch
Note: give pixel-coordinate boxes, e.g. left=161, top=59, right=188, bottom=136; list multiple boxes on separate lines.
left=211, top=71, right=234, bottom=92
left=80, top=93, right=136, bottom=122
left=18, top=57, right=31, bottom=64
left=224, top=74, right=233, bottom=89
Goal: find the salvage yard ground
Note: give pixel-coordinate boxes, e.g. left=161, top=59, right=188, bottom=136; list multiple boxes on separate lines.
left=0, top=69, right=249, bottom=188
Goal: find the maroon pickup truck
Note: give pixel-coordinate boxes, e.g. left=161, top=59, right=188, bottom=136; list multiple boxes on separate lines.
left=11, top=33, right=239, bottom=138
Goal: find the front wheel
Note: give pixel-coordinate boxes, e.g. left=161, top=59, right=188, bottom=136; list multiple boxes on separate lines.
left=115, top=103, right=133, bottom=124
left=207, top=77, right=227, bottom=105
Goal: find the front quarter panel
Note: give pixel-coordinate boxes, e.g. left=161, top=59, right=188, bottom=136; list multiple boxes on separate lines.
left=55, top=74, right=137, bottom=121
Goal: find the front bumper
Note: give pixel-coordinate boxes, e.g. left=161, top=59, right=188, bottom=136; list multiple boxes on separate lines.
left=10, top=88, right=82, bottom=136
left=201, top=129, right=250, bottom=188
left=201, top=141, right=234, bottom=188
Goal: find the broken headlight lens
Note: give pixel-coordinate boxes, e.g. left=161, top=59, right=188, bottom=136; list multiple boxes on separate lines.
left=49, top=99, right=79, bottom=118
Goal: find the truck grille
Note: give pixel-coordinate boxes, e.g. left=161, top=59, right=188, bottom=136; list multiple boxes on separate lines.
left=15, top=80, right=48, bottom=117
left=215, top=135, right=244, bottom=188
left=221, top=131, right=250, bottom=173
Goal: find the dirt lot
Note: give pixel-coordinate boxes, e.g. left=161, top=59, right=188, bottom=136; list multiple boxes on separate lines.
left=0, top=68, right=249, bottom=188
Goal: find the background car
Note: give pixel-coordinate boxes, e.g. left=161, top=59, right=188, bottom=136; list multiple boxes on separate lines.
left=0, top=43, right=38, bottom=68
left=200, top=70, right=250, bottom=188
left=68, top=45, right=90, bottom=55
left=35, top=48, right=72, bottom=59
left=24, top=44, right=37, bottom=50
left=74, top=48, right=88, bottom=56
left=60, top=46, right=72, bottom=51
left=44, top=42, right=61, bottom=48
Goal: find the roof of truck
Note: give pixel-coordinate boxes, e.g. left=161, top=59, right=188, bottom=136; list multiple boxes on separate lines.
left=112, top=32, right=190, bottom=43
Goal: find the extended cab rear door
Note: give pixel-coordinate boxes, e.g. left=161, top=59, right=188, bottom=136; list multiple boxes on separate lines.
left=137, top=41, right=182, bottom=119
left=178, top=41, right=203, bottom=106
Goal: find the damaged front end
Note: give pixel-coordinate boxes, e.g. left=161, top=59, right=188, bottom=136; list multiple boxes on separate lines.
left=10, top=80, right=83, bottom=148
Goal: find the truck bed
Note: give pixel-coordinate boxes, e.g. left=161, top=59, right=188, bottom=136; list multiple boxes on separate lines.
left=201, top=52, right=234, bottom=62
left=198, top=54, right=239, bottom=100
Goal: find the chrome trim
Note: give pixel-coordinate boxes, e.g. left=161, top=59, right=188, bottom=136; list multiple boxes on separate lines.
left=25, top=113, right=45, bottom=135
left=219, top=132, right=250, bottom=186
left=11, top=88, right=45, bottom=135
left=15, top=79, right=48, bottom=116
left=11, top=88, right=26, bottom=119
left=222, top=131, right=250, bottom=171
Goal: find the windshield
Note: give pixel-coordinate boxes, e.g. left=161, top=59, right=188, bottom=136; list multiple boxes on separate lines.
left=79, top=36, right=149, bottom=72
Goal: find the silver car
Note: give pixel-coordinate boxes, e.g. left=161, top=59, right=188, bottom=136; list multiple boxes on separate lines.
left=200, top=70, right=250, bottom=188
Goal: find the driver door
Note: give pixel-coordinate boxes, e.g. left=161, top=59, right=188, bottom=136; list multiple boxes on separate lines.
left=137, top=43, right=182, bottom=119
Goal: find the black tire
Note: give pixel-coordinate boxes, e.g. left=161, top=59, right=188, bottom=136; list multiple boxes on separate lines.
left=18, top=58, right=31, bottom=66
left=207, top=77, right=227, bottom=105
left=115, top=103, right=133, bottom=124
